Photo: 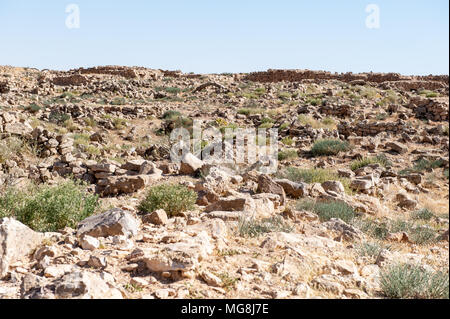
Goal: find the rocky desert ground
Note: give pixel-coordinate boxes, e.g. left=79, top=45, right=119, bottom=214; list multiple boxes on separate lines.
left=0, top=65, right=448, bottom=299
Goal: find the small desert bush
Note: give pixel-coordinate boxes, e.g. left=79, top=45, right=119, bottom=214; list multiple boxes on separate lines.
left=410, top=208, right=435, bottom=221
left=0, top=136, right=24, bottom=164
left=138, top=184, right=197, bottom=216
left=49, top=110, right=71, bottom=124
left=164, top=87, right=181, bottom=95
left=356, top=241, right=389, bottom=259
left=296, top=199, right=355, bottom=223
left=350, top=154, right=392, bottom=171
left=297, top=115, right=335, bottom=129
left=238, top=108, right=257, bottom=116
left=277, top=91, right=291, bottom=100
left=375, top=113, right=389, bottom=121
left=281, top=136, right=294, bottom=146
left=310, top=139, right=351, bottom=156
left=238, top=216, right=293, bottom=238
left=111, top=97, right=126, bottom=105
left=354, top=218, right=437, bottom=245
left=0, top=180, right=99, bottom=232
left=380, top=263, right=449, bottom=299
left=278, top=149, right=298, bottom=161
left=399, top=158, right=444, bottom=175
left=162, top=110, right=182, bottom=120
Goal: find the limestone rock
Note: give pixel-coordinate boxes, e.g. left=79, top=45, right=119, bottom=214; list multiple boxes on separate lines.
left=77, top=208, right=140, bottom=238
left=0, top=218, right=43, bottom=278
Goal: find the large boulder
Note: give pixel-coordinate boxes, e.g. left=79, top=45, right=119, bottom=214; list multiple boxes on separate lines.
left=143, top=231, right=213, bottom=273
left=4, top=122, right=33, bottom=136
left=321, top=180, right=345, bottom=195
left=77, top=208, right=140, bottom=238
left=55, top=271, right=123, bottom=299
left=274, top=179, right=307, bottom=198
left=386, top=141, right=408, bottom=154
left=97, top=173, right=161, bottom=195
left=257, top=174, right=286, bottom=205
left=205, top=195, right=255, bottom=213
left=179, top=153, right=204, bottom=175
left=0, top=218, right=43, bottom=278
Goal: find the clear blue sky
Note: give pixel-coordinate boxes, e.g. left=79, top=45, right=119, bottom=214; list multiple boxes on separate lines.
left=0, top=0, right=448, bottom=75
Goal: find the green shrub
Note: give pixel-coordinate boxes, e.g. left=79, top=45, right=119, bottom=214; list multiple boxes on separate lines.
left=138, top=184, right=197, bottom=216
left=281, top=136, right=294, bottom=146
left=354, top=217, right=437, bottom=244
left=164, top=87, right=181, bottom=95
left=0, top=137, right=24, bottom=164
left=399, top=159, right=444, bottom=175
left=411, top=208, right=435, bottom=221
left=277, top=92, right=291, bottom=100
left=375, top=113, right=389, bottom=121
left=238, top=216, right=293, bottom=238
left=296, top=200, right=355, bottom=223
left=279, top=122, right=290, bottom=130
left=356, top=241, right=389, bottom=259
left=380, top=263, right=449, bottom=299
left=49, top=110, right=71, bottom=124
left=0, top=180, right=99, bottom=232
left=278, top=149, right=298, bottom=161
left=310, top=139, right=351, bottom=156
left=350, top=154, right=392, bottom=171
left=111, top=97, right=126, bottom=105
left=162, top=110, right=181, bottom=120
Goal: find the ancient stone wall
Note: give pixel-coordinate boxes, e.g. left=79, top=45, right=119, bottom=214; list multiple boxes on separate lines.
left=52, top=74, right=89, bottom=86
left=76, top=66, right=137, bottom=79
left=338, top=120, right=409, bottom=137
left=409, top=96, right=449, bottom=122
left=243, top=69, right=449, bottom=90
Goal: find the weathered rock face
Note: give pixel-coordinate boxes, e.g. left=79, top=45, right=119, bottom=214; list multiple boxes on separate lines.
left=257, top=174, right=286, bottom=205
left=386, top=141, right=408, bottom=154
left=321, top=180, right=345, bottom=194
left=52, top=74, right=89, bottom=86
left=77, top=208, right=140, bottom=238
left=54, top=270, right=123, bottom=299
left=205, top=195, right=255, bottom=213
left=274, top=179, right=307, bottom=198
left=96, top=173, right=161, bottom=195
left=143, top=231, right=213, bottom=273
left=322, top=218, right=363, bottom=241
left=0, top=218, right=43, bottom=278
left=4, top=121, right=33, bottom=136
left=179, top=152, right=204, bottom=175
left=142, top=209, right=168, bottom=225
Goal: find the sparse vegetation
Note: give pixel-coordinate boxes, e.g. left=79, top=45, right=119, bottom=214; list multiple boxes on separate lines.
left=411, top=208, right=435, bottom=221
left=278, top=149, right=298, bottom=161
left=399, top=158, right=444, bottom=176
left=380, top=263, right=449, bottom=299
left=310, top=139, right=351, bottom=156
left=277, top=167, right=352, bottom=194
left=0, top=180, right=99, bottom=232
left=238, top=216, right=293, bottom=238
left=296, top=199, right=355, bottom=223
left=350, top=154, right=391, bottom=171
left=138, top=184, right=197, bottom=216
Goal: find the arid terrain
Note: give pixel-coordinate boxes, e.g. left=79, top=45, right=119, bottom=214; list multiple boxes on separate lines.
left=0, top=65, right=448, bottom=299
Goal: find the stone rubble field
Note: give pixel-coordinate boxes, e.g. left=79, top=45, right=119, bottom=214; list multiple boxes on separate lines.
left=0, top=66, right=448, bottom=299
